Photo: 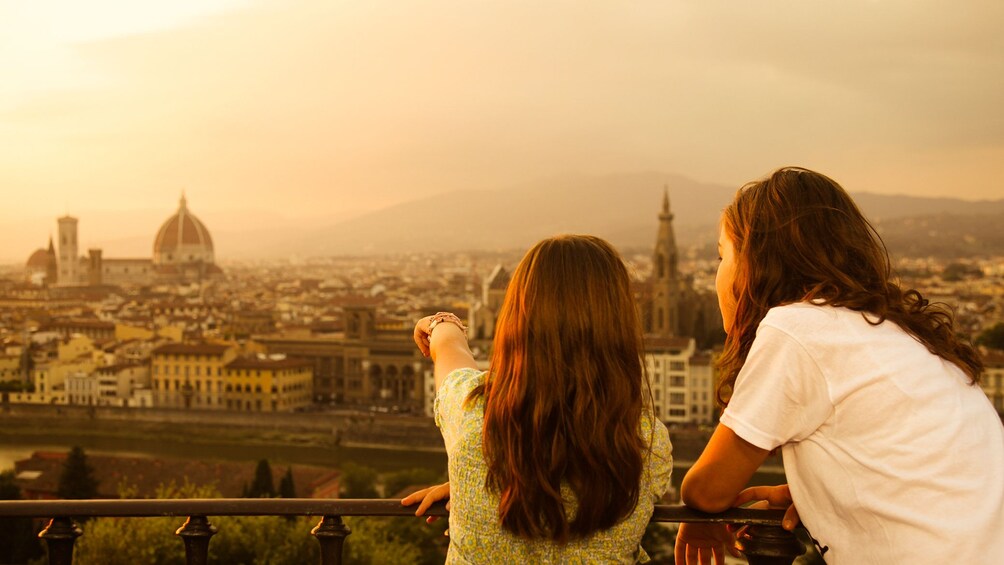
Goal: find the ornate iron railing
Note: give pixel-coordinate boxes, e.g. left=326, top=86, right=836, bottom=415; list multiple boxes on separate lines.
left=0, top=499, right=804, bottom=564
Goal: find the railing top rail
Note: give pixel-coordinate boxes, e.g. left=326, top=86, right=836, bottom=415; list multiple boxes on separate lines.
left=0, top=499, right=786, bottom=525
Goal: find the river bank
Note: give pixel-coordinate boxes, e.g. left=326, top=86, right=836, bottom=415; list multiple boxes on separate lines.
left=0, top=407, right=785, bottom=488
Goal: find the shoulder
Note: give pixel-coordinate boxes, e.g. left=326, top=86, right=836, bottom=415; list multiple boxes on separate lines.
left=759, top=302, right=869, bottom=339
left=441, top=367, right=486, bottom=395
left=434, top=368, right=486, bottom=429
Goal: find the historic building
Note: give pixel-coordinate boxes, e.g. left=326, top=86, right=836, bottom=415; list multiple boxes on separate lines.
left=222, top=355, right=313, bottom=413
left=150, top=343, right=237, bottom=409
left=643, top=188, right=722, bottom=347
left=24, top=194, right=223, bottom=287
left=468, top=264, right=510, bottom=344
left=257, top=303, right=431, bottom=413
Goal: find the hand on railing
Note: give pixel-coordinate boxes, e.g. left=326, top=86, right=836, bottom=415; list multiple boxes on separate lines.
left=674, top=522, right=741, bottom=565
left=733, top=484, right=800, bottom=531
left=401, top=482, right=451, bottom=525
left=676, top=483, right=804, bottom=564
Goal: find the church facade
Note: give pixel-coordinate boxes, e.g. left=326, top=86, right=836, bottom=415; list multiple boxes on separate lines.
left=643, top=188, right=723, bottom=347
left=24, top=194, right=223, bottom=287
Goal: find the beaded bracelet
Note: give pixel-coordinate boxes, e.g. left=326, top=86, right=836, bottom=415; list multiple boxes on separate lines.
left=428, top=311, right=468, bottom=337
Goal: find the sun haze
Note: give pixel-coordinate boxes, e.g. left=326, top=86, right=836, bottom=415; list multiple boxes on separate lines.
left=2, top=0, right=1003, bottom=261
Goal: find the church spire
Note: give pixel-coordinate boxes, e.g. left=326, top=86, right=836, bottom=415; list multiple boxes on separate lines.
left=651, top=184, right=680, bottom=337
left=179, top=190, right=188, bottom=211
left=660, top=186, right=673, bottom=220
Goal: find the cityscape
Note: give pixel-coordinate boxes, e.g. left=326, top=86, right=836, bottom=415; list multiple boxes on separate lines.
left=2, top=190, right=1002, bottom=421
left=2, top=1, right=1003, bottom=563
left=1, top=185, right=1002, bottom=563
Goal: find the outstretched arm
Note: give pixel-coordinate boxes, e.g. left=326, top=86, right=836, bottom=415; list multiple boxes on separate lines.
left=413, top=313, right=477, bottom=390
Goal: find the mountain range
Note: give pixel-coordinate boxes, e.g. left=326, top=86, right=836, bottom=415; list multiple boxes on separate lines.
left=74, top=172, right=1004, bottom=261
left=220, top=172, right=1004, bottom=259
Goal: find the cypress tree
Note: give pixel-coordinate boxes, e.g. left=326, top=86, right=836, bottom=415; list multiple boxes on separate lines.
left=247, top=459, right=276, bottom=498
left=279, top=467, right=296, bottom=498
left=57, top=446, right=99, bottom=500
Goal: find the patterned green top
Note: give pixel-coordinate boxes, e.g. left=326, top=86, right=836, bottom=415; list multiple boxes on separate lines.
left=435, top=368, right=673, bottom=564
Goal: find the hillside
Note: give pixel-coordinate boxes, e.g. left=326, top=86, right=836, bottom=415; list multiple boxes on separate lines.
left=244, top=173, right=1004, bottom=258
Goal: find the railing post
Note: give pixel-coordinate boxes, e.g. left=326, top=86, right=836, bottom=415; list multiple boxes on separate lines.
left=38, top=516, right=82, bottom=565
left=312, top=515, right=351, bottom=565
left=175, top=515, right=217, bottom=565
left=736, top=525, right=805, bottom=565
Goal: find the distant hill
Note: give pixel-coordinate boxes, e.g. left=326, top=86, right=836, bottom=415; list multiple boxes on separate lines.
left=278, top=172, right=735, bottom=256
left=873, top=213, right=1004, bottom=259
left=243, top=172, right=1004, bottom=259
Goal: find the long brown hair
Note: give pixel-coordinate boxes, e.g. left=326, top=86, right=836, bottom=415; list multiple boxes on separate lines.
left=473, top=235, right=649, bottom=543
left=716, top=167, right=983, bottom=406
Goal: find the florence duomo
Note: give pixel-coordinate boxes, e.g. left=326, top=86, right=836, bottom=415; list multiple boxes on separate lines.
left=23, top=193, right=223, bottom=288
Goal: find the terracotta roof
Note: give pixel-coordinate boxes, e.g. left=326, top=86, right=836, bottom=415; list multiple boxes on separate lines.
left=154, top=197, right=214, bottom=253
left=226, top=356, right=312, bottom=371
left=486, top=265, right=510, bottom=290
left=26, top=248, right=50, bottom=269
left=47, top=319, right=115, bottom=330
left=151, top=343, right=231, bottom=356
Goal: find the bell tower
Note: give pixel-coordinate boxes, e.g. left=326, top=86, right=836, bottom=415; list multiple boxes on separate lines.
left=651, top=187, right=681, bottom=337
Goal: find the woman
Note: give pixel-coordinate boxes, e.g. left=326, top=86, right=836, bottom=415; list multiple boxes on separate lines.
left=404, top=235, right=672, bottom=563
left=676, top=168, right=1004, bottom=564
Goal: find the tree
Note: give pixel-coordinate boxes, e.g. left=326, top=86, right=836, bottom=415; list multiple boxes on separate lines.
left=247, top=459, right=276, bottom=498
left=58, top=446, right=99, bottom=499
left=382, top=468, right=442, bottom=499
left=279, top=467, right=296, bottom=498
left=340, top=462, right=379, bottom=498
left=0, top=470, right=45, bottom=563
left=343, top=515, right=448, bottom=565
left=977, top=322, right=1004, bottom=351
left=74, top=482, right=319, bottom=565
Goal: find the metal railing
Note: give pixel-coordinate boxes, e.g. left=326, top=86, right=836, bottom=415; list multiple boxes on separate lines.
left=0, top=499, right=804, bottom=565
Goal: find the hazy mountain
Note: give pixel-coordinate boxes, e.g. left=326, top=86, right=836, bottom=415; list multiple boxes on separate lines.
left=15, top=172, right=998, bottom=263
left=244, top=172, right=1004, bottom=258
left=873, top=214, right=1004, bottom=259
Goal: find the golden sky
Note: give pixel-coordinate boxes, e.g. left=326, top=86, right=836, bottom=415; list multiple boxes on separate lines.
left=1, top=0, right=1003, bottom=260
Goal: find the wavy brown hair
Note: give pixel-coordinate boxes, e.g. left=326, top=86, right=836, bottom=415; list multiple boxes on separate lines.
left=471, top=235, right=649, bottom=543
left=717, top=167, right=983, bottom=406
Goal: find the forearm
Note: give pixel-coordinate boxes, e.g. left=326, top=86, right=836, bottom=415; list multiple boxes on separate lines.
left=681, top=424, right=770, bottom=512
left=429, top=322, right=476, bottom=389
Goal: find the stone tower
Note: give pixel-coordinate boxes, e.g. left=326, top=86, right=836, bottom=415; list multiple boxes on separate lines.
left=57, top=215, right=79, bottom=286
left=651, top=187, right=681, bottom=337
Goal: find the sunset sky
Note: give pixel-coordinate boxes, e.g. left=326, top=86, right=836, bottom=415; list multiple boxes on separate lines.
left=1, top=0, right=1002, bottom=261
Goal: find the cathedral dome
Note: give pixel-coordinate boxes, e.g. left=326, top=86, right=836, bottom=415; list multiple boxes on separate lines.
left=26, top=248, right=49, bottom=270
left=153, top=194, right=215, bottom=266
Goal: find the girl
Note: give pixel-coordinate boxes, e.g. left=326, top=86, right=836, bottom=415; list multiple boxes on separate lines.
left=677, top=167, right=1004, bottom=564
left=405, top=235, right=672, bottom=563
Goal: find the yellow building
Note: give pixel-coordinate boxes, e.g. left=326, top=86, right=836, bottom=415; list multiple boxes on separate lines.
left=151, top=343, right=237, bottom=409
left=0, top=354, right=20, bottom=381
left=30, top=358, right=94, bottom=404
left=57, top=334, right=96, bottom=363
left=223, top=355, right=313, bottom=413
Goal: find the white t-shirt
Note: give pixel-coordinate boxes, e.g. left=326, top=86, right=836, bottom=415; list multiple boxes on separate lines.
left=721, top=302, right=1004, bottom=565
